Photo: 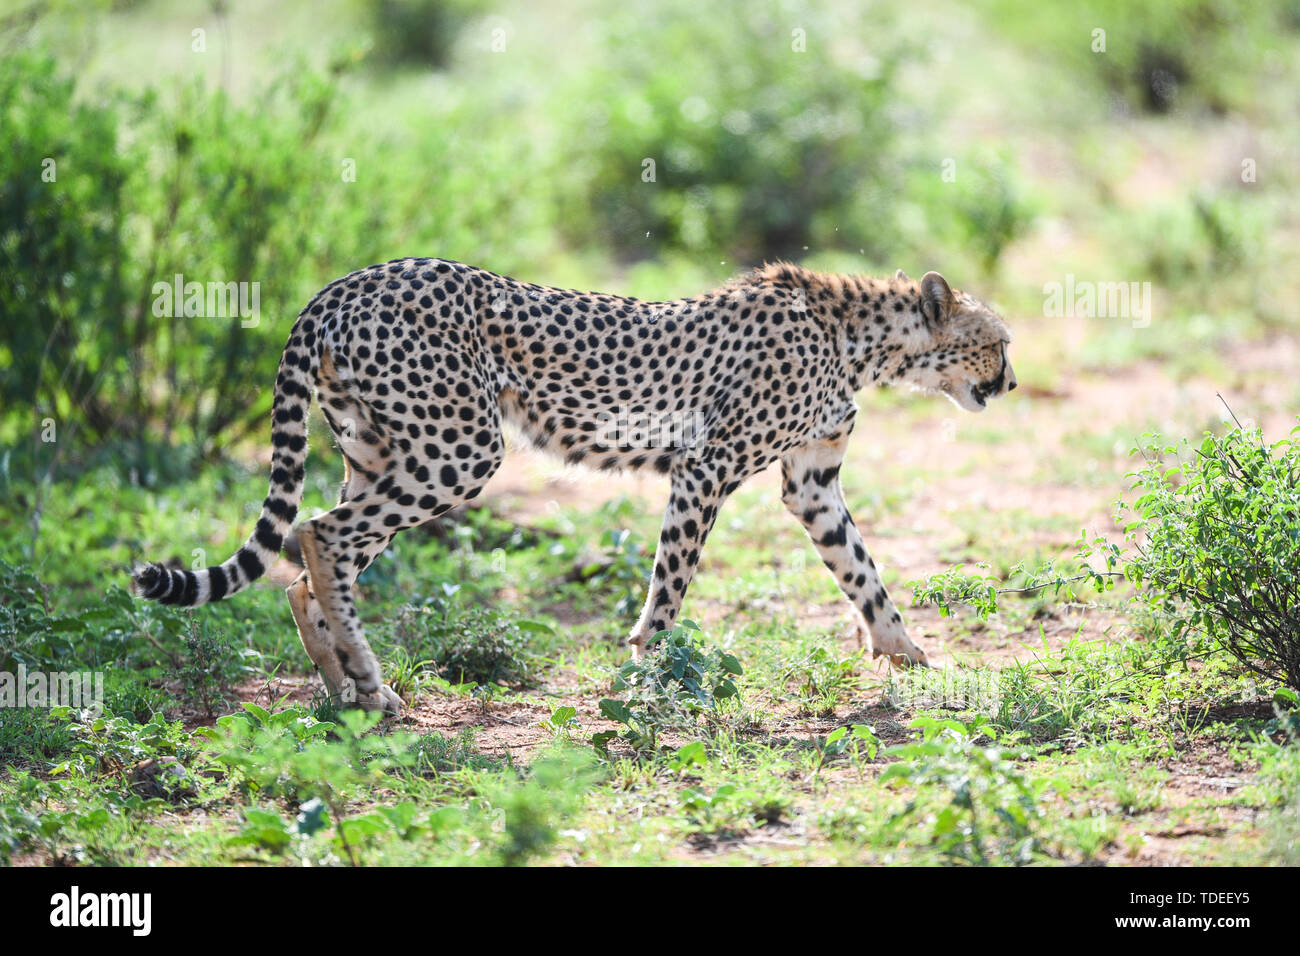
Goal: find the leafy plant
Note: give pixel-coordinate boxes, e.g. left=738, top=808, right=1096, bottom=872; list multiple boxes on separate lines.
left=881, top=717, right=1045, bottom=865
left=539, top=705, right=580, bottom=739
left=49, top=709, right=195, bottom=782
left=811, top=724, right=880, bottom=780
left=1118, top=422, right=1300, bottom=691
left=202, top=704, right=424, bottom=864
left=179, top=618, right=248, bottom=717
left=0, top=563, right=186, bottom=673
left=908, top=557, right=1118, bottom=621
left=392, top=598, right=549, bottom=688
left=594, top=621, right=742, bottom=751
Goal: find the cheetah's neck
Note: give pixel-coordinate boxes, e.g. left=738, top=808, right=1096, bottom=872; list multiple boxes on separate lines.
left=750, top=263, right=929, bottom=392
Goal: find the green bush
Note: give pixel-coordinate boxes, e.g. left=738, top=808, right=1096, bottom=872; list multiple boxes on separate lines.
left=553, top=0, right=914, bottom=261
left=392, top=600, right=541, bottom=687
left=357, top=0, right=485, bottom=68
left=901, top=150, right=1036, bottom=277
left=0, top=51, right=351, bottom=470
left=0, top=560, right=187, bottom=673
left=985, top=0, right=1296, bottom=115
left=0, top=52, right=134, bottom=451
left=0, top=41, right=564, bottom=470
left=1127, top=192, right=1264, bottom=287
left=1121, top=423, right=1300, bottom=690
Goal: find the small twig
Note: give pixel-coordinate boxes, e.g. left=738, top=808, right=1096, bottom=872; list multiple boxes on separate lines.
left=993, top=571, right=1125, bottom=597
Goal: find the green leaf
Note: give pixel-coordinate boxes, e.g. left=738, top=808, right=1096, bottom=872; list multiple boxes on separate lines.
left=598, top=699, right=633, bottom=724
left=671, top=741, right=707, bottom=769
left=240, top=702, right=271, bottom=727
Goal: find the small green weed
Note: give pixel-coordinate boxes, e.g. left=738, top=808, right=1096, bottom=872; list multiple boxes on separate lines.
left=594, top=621, right=742, bottom=752
left=881, top=716, right=1046, bottom=865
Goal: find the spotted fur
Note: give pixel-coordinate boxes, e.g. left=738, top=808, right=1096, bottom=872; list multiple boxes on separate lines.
left=132, top=258, right=1015, bottom=712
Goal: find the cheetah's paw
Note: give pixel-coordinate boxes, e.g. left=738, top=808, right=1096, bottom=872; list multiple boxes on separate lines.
left=355, top=683, right=404, bottom=716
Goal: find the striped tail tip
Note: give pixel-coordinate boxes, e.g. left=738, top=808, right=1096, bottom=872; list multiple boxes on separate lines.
left=131, top=563, right=168, bottom=599
left=131, top=562, right=196, bottom=606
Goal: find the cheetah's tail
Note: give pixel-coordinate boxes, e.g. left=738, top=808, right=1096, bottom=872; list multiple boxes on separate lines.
left=131, top=321, right=315, bottom=607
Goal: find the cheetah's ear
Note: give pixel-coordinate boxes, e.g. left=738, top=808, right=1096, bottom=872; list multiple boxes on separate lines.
left=920, top=271, right=954, bottom=328
left=894, top=269, right=910, bottom=281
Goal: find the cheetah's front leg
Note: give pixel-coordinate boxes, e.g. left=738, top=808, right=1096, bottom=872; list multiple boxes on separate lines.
left=628, top=460, right=732, bottom=659
left=780, top=419, right=929, bottom=667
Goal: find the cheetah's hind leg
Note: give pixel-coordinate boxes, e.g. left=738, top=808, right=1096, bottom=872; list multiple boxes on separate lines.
left=291, top=349, right=403, bottom=714
left=296, top=346, right=506, bottom=715
left=296, top=517, right=404, bottom=715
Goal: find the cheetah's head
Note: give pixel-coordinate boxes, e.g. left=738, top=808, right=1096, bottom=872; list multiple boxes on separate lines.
left=896, top=271, right=1015, bottom=413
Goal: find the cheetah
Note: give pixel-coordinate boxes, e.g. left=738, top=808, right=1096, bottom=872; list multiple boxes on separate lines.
left=132, top=258, right=1015, bottom=713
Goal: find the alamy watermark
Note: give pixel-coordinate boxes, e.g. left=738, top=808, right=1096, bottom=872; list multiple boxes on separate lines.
left=50, top=886, right=151, bottom=936
left=1043, top=274, right=1152, bottom=328
left=886, top=667, right=1001, bottom=713
left=595, top=404, right=705, bottom=453
left=152, top=273, right=260, bottom=327
left=1, top=664, right=104, bottom=717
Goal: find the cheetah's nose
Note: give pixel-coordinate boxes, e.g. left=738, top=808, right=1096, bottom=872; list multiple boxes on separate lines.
left=1007, top=379, right=1017, bottom=392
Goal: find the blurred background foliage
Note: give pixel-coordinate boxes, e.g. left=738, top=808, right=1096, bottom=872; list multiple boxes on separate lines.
left=0, top=0, right=1297, bottom=482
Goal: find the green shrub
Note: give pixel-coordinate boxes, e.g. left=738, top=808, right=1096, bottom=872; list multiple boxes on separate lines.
left=0, top=39, right=562, bottom=471
left=985, top=0, right=1295, bottom=115
left=392, top=600, right=542, bottom=687
left=594, top=621, right=742, bottom=751
left=357, top=0, right=485, bottom=68
left=0, top=52, right=134, bottom=452
left=0, top=50, right=349, bottom=469
left=179, top=619, right=249, bottom=718
left=1127, top=193, right=1264, bottom=287
left=1121, top=423, right=1300, bottom=690
left=553, top=0, right=914, bottom=261
left=0, top=561, right=187, bottom=673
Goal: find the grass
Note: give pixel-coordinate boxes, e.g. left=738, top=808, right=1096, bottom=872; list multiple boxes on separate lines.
left=1, top=0, right=1298, bottom=866
left=1, top=438, right=1296, bottom=865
